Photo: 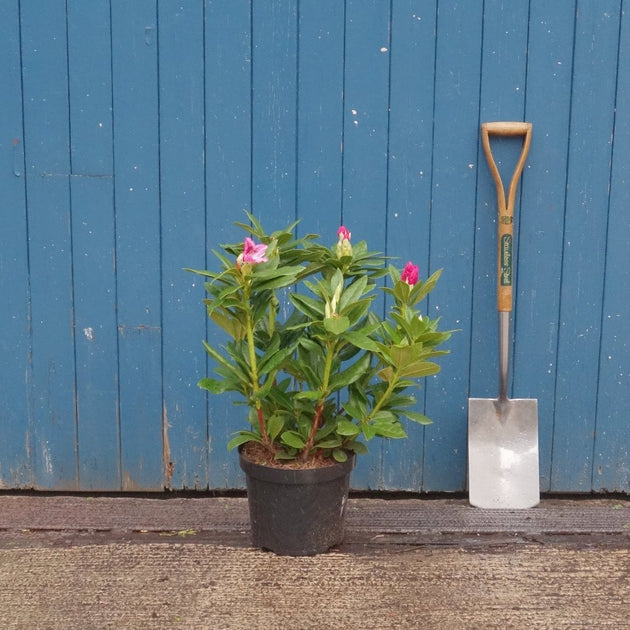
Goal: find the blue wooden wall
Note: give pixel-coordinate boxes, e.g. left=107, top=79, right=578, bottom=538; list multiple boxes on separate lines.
left=1, top=0, right=628, bottom=492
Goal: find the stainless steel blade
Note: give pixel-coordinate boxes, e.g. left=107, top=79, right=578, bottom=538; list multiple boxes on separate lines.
left=468, top=397, right=539, bottom=509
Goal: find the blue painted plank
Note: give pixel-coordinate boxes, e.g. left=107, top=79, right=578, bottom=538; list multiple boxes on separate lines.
left=251, top=0, right=298, bottom=226
left=295, top=0, right=345, bottom=237
left=593, top=5, right=630, bottom=493
left=422, top=1, right=484, bottom=491
left=381, top=0, right=438, bottom=491
left=67, top=0, right=120, bottom=491
left=158, top=0, right=208, bottom=489
left=551, top=1, right=621, bottom=492
left=111, top=0, right=164, bottom=490
left=20, top=0, right=78, bottom=489
left=470, top=0, right=529, bottom=402
left=205, top=0, right=253, bottom=488
left=341, top=0, right=392, bottom=489
left=0, top=1, right=32, bottom=488
left=516, top=1, right=576, bottom=491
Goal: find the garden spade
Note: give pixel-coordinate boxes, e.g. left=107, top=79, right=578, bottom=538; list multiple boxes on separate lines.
left=468, top=121, right=539, bottom=509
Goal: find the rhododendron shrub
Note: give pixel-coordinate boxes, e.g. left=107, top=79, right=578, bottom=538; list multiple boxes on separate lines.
left=187, top=212, right=452, bottom=463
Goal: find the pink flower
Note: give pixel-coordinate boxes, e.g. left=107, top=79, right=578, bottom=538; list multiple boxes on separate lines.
left=401, top=261, right=419, bottom=286
left=240, top=237, right=268, bottom=265
left=337, top=226, right=351, bottom=241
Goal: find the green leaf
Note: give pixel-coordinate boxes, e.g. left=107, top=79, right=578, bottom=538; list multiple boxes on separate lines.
left=294, top=390, right=323, bottom=401
left=253, top=267, right=304, bottom=291
left=227, top=432, right=261, bottom=451
left=362, top=423, right=377, bottom=441
left=315, top=437, right=343, bottom=449
left=209, top=310, right=244, bottom=340
left=390, top=344, right=425, bottom=368
left=347, top=440, right=368, bottom=455
left=323, top=316, right=350, bottom=335
left=343, top=401, right=367, bottom=421
left=258, top=345, right=293, bottom=375
left=274, top=449, right=298, bottom=460
left=377, top=366, right=395, bottom=383
left=289, top=293, right=326, bottom=318
left=329, top=352, right=372, bottom=391
left=393, top=278, right=411, bottom=304
left=280, top=431, right=306, bottom=449
left=399, top=360, right=440, bottom=378
left=202, top=340, right=236, bottom=371
left=197, top=377, right=228, bottom=394
left=315, top=422, right=338, bottom=441
left=338, top=276, right=369, bottom=311
left=267, top=415, right=286, bottom=441
left=330, top=268, right=344, bottom=297
left=341, top=298, right=374, bottom=326
left=409, top=268, right=443, bottom=305
left=336, top=419, right=361, bottom=437
left=403, top=410, right=433, bottom=425
left=371, top=419, right=407, bottom=439
left=332, top=449, right=348, bottom=463
left=342, top=330, right=380, bottom=352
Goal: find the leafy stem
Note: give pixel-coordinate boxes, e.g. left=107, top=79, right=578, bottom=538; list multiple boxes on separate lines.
left=368, top=368, right=399, bottom=421
left=243, top=280, right=274, bottom=452
left=301, top=339, right=337, bottom=461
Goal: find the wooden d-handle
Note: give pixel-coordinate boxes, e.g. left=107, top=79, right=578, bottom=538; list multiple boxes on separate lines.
left=481, top=121, right=532, bottom=312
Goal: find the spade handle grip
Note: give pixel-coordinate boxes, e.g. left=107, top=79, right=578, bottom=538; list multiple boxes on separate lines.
left=481, top=122, right=532, bottom=312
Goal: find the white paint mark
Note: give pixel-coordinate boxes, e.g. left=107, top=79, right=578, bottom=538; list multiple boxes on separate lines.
left=42, top=442, right=53, bottom=476
left=84, top=327, right=94, bottom=341
left=380, top=47, right=388, bottom=53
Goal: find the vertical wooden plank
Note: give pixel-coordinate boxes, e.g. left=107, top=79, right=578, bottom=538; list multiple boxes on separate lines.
left=159, top=0, right=208, bottom=489
left=0, top=0, right=32, bottom=488
left=295, top=0, right=345, bottom=236
left=469, top=0, right=530, bottom=494
left=251, top=0, right=298, bottom=226
left=111, top=0, right=164, bottom=490
left=551, top=1, right=621, bottom=491
left=341, top=0, right=392, bottom=489
left=205, top=0, right=252, bottom=488
left=422, top=1, right=483, bottom=491
left=470, top=0, right=529, bottom=402
left=382, top=0, right=438, bottom=490
left=593, top=4, right=630, bottom=493
left=67, top=0, right=120, bottom=490
left=517, top=0, right=576, bottom=491
left=20, top=0, right=78, bottom=489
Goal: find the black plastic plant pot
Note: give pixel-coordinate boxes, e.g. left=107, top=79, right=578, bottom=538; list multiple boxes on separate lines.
left=239, top=449, right=355, bottom=556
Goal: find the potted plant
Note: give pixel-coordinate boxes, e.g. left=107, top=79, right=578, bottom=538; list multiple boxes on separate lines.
left=187, top=213, right=452, bottom=555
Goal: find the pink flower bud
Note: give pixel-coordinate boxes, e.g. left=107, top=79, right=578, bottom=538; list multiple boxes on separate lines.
left=336, top=226, right=352, bottom=258
left=337, top=226, right=351, bottom=241
left=401, top=261, right=419, bottom=286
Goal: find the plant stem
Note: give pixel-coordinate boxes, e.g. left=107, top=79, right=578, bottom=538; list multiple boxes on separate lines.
left=368, top=370, right=398, bottom=421
left=243, top=283, right=274, bottom=452
left=301, top=340, right=335, bottom=461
